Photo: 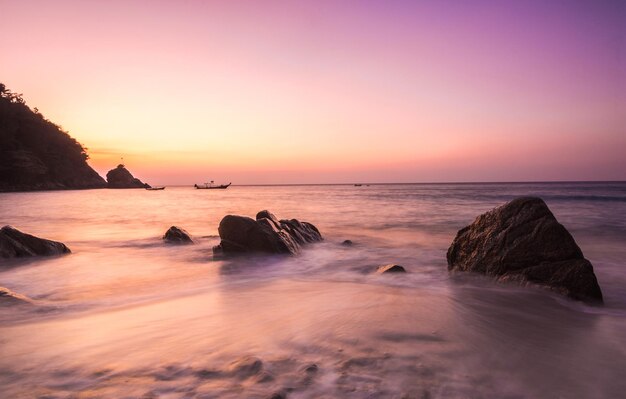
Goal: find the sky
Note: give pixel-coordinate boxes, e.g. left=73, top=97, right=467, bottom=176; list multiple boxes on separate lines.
left=1, top=0, right=624, bottom=184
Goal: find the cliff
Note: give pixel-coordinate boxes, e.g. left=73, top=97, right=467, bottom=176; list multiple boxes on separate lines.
left=0, top=83, right=106, bottom=191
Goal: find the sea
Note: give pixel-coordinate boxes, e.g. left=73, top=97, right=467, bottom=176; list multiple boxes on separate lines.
left=1, top=182, right=625, bottom=398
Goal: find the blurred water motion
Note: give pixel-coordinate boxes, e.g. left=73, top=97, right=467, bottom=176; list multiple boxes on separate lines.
left=1, top=183, right=625, bottom=398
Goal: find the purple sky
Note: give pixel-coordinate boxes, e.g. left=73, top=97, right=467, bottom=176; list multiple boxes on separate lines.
left=1, top=0, right=624, bottom=183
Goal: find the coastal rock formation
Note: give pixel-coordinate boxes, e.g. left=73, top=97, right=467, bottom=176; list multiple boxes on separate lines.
left=447, top=197, right=603, bottom=303
left=0, top=83, right=106, bottom=192
left=0, top=225, right=71, bottom=258
left=106, top=164, right=150, bottom=188
left=163, top=226, right=193, bottom=244
left=0, top=287, right=33, bottom=306
left=214, top=210, right=322, bottom=255
left=376, top=264, right=406, bottom=274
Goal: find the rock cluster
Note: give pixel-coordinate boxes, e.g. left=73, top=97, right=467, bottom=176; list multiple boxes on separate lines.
left=0, top=225, right=71, bottom=258
left=106, top=164, right=150, bottom=188
left=214, top=210, right=322, bottom=255
left=447, top=197, right=603, bottom=303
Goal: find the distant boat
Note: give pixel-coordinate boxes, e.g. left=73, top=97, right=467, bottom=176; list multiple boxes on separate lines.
left=354, top=184, right=362, bottom=186
left=146, top=187, right=165, bottom=191
left=194, top=181, right=231, bottom=190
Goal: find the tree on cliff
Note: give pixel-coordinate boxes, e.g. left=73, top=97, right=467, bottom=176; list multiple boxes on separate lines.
left=0, top=83, right=106, bottom=191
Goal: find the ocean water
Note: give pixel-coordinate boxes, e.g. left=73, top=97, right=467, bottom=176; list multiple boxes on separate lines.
left=1, top=182, right=625, bottom=398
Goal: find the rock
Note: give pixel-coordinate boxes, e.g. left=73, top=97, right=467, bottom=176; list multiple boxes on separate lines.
left=279, top=219, right=321, bottom=244
left=266, top=391, right=287, bottom=399
left=255, top=370, right=275, bottom=383
left=0, top=287, right=33, bottom=306
left=341, top=240, right=353, bottom=246
left=229, top=356, right=264, bottom=379
left=215, top=211, right=322, bottom=255
left=0, top=225, right=71, bottom=258
left=106, top=164, right=150, bottom=188
left=256, top=210, right=280, bottom=226
left=447, top=197, right=603, bottom=303
left=163, top=226, right=193, bottom=244
left=377, top=264, right=406, bottom=274
left=303, top=363, right=319, bottom=374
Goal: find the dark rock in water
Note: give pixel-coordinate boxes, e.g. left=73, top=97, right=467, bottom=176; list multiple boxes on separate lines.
left=106, top=164, right=150, bottom=188
left=215, top=210, right=322, bottom=255
left=341, top=240, right=353, bottom=246
left=377, top=264, right=406, bottom=274
left=255, top=370, right=275, bottom=384
left=229, top=356, right=264, bottom=379
left=0, top=83, right=107, bottom=192
left=266, top=391, right=287, bottom=399
left=0, top=287, right=33, bottom=306
left=217, top=215, right=299, bottom=254
left=163, top=226, right=193, bottom=244
left=279, top=219, right=321, bottom=244
left=0, top=225, right=71, bottom=258
left=447, top=197, right=603, bottom=303
left=256, top=210, right=280, bottom=225
left=303, top=363, right=319, bottom=374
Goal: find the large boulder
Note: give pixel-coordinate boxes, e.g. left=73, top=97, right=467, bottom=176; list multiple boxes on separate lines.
left=0, top=287, right=33, bottom=306
left=447, top=197, right=603, bottom=303
left=106, top=164, right=150, bottom=188
left=163, top=226, right=193, bottom=244
left=0, top=225, right=71, bottom=258
left=215, top=210, right=322, bottom=255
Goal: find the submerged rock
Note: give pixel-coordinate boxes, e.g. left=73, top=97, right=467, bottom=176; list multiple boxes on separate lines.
left=341, top=239, right=353, bottom=246
left=266, top=391, right=287, bottom=399
left=106, top=164, right=150, bottom=188
left=229, top=356, right=264, bottom=379
left=0, top=287, right=33, bottom=306
left=303, top=363, right=319, bottom=374
left=447, top=197, right=603, bottom=303
left=215, top=210, right=322, bottom=255
left=0, top=225, right=71, bottom=258
left=163, top=226, right=193, bottom=244
left=376, top=264, right=406, bottom=274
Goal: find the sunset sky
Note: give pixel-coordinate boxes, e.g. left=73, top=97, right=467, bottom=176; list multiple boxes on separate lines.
left=1, top=0, right=624, bottom=184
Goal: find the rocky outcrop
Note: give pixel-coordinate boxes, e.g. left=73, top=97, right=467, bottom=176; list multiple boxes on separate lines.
left=0, top=225, right=71, bottom=258
left=163, top=226, right=193, bottom=244
left=0, top=287, right=34, bottom=306
left=447, top=197, right=603, bottom=303
left=0, top=83, right=106, bottom=192
left=106, top=164, right=150, bottom=188
left=214, top=210, right=322, bottom=255
left=376, top=264, right=406, bottom=274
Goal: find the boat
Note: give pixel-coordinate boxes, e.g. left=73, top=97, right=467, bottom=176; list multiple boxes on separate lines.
left=194, top=181, right=231, bottom=190
left=354, top=184, right=362, bottom=186
left=146, top=186, right=165, bottom=190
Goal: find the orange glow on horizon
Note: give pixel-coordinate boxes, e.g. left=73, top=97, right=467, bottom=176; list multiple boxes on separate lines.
left=2, top=0, right=624, bottom=184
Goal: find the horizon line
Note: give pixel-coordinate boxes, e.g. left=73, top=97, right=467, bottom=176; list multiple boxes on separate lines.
left=155, top=180, right=626, bottom=187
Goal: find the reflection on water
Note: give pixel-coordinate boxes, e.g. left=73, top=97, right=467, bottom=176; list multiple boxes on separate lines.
left=1, top=183, right=625, bottom=398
